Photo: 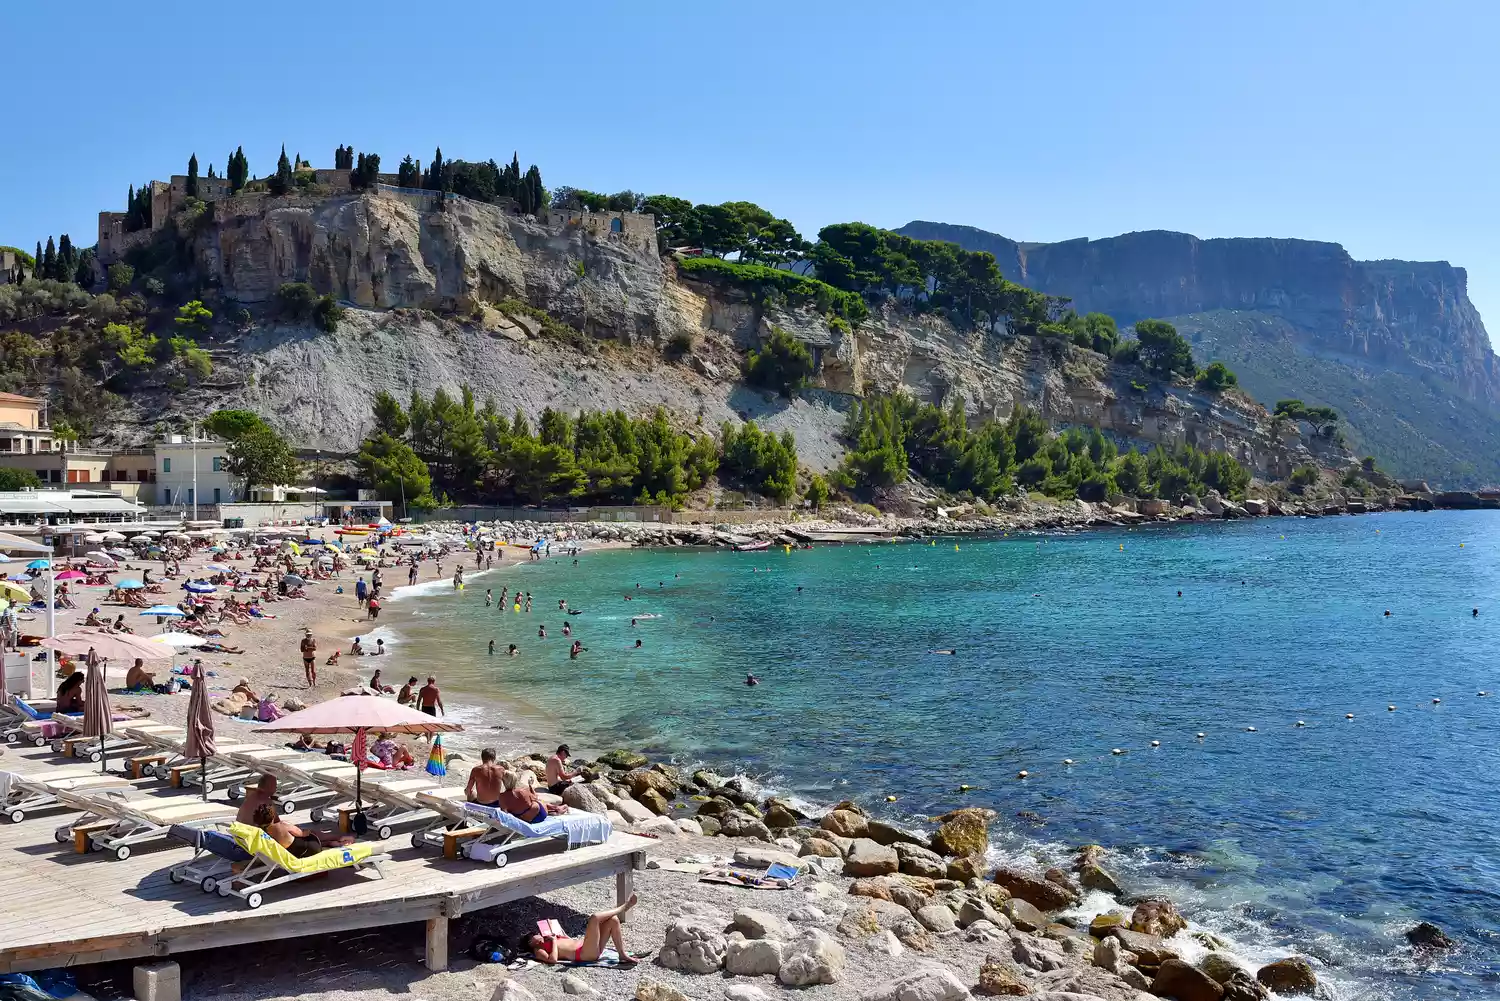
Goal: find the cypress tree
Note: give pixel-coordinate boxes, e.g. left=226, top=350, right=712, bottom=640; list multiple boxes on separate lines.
left=57, top=235, right=74, bottom=281
left=42, top=237, right=56, bottom=281
left=74, top=249, right=93, bottom=287
left=207, top=164, right=215, bottom=178
left=228, top=146, right=248, bottom=193
left=426, top=147, right=444, bottom=190
left=270, top=145, right=293, bottom=196
left=522, top=165, right=544, bottom=215
left=35, top=241, right=42, bottom=273
left=186, top=153, right=199, bottom=197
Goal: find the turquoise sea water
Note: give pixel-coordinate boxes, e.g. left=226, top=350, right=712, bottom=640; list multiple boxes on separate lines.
left=393, top=511, right=1500, bottom=999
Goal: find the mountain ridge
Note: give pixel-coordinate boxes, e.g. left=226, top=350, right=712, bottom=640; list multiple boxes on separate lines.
left=895, top=220, right=1500, bottom=486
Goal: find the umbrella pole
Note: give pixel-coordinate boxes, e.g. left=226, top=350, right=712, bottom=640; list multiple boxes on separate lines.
left=99, top=736, right=106, bottom=774
left=200, top=756, right=208, bottom=801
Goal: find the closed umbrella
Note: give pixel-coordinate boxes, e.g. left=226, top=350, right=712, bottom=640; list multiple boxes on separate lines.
left=183, top=661, right=215, bottom=800
left=83, top=656, right=113, bottom=774
left=259, top=695, right=461, bottom=831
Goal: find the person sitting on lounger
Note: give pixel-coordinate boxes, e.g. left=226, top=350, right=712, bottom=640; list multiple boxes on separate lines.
left=125, top=657, right=156, bottom=692
left=521, top=894, right=641, bottom=966
left=496, top=768, right=567, bottom=823
left=55, top=671, right=85, bottom=713
left=236, top=775, right=279, bottom=823
left=251, top=803, right=352, bottom=858
left=464, top=748, right=508, bottom=806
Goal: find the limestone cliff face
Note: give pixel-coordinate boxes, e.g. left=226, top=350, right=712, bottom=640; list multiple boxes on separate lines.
left=896, top=222, right=1500, bottom=407
left=183, top=192, right=1336, bottom=476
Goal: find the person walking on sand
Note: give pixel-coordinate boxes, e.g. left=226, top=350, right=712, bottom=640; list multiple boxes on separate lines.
left=367, top=596, right=381, bottom=620
left=299, top=630, right=318, bottom=687
left=355, top=576, right=367, bottom=604
left=418, top=676, right=444, bottom=717
left=465, top=748, right=507, bottom=806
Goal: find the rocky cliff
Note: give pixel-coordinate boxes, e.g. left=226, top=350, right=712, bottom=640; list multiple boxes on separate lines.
left=896, top=221, right=1500, bottom=486
left=154, top=191, right=1340, bottom=481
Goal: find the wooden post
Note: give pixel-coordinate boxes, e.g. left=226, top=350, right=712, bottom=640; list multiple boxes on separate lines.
left=615, top=868, right=633, bottom=908
left=424, top=915, right=449, bottom=971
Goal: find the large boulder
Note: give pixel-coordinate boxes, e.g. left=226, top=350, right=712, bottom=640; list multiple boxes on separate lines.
left=1089, top=912, right=1128, bottom=937
left=994, top=868, right=1079, bottom=910
left=1105, top=928, right=1178, bottom=967
left=965, top=919, right=1010, bottom=945
left=1151, top=958, right=1224, bottom=1001
left=822, top=809, right=870, bottom=838
left=733, top=845, right=803, bottom=870
left=624, top=768, right=676, bottom=799
left=851, top=876, right=895, bottom=902
left=800, top=838, right=842, bottom=858
left=1198, top=953, right=1245, bottom=986
left=764, top=802, right=800, bottom=829
left=696, top=797, right=736, bottom=817
left=867, top=819, right=927, bottom=847
left=1406, top=921, right=1456, bottom=952
left=1093, top=934, right=1129, bottom=974
left=915, top=904, right=958, bottom=934
left=930, top=808, right=994, bottom=857
left=977, top=955, right=1031, bottom=996
left=638, top=788, right=670, bottom=815
left=1078, top=861, right=1122, bottom=895
left=731, top=907, right=793, bottom=941
left=896, top=842, right=949, bottom=879
left=860, top=965, right=972, bottom=1001
left=561, top=783, right=610, bottom=815
left=614, top=798, right=655, bottom=824
left=1011, top=934, right=1068, bottom=973
left=948, top=853, right=990, bottom=882
left=1217, top=972, right=1270, bottom=1001
left=720, top=811, right=774, bottom=841
left=958, top=897, right=1005, bottom=929
left=1255, top=958, right=1317, bottom=995
left=724, top=986, right=772, bottom=1001
left=490, top=983, right=537, bottom=1001
left=658, top=917, right=726, bottom=974
left=597, top=749, right=648, bottom=770
left=866, top=930, right=905, bottom=957
left=1130, top=899, right=1187, bottom=938
left=845, top=838, right=900, bottom=877
left=778, top=928, right=846, bottom=986
left=725, top=934, right=786, bottom=977
left=1003, top=898, right=1049, bottom=933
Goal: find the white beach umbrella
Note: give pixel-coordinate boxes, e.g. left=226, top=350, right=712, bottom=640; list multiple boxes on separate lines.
left=137, top=530, right=161, bottom=538
left=83, top=533, right=106, bottom=544
left=100, top=531, right=127, bottom=543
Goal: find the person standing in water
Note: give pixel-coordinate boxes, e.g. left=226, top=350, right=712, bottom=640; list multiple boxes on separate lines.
left=485, top=589, right=493, bottom=607
left=488, top=639, right=495, bottom=656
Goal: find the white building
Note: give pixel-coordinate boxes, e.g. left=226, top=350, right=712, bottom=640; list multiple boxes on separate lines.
left=154, top=434, right=238, bottom=508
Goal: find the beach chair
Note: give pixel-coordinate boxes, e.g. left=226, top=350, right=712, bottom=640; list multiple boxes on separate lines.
left=118, top=724, right=188, bottom=779
left=0, top=767, right=135, bottom=823
left=167, top=823, right=250, bottom=893
left=311, top=772, right=455, bottom=839
left=52, top=787, right=236, bottom=860
left=5, top=700, right=81, bottom=746
left=0, top=694, right=54, bottom=734
left=216, top=821, right=388, bottom=908
left=409, top=792, right=607, bottom=865
left=218, top=746, right=312, bottom=800
left=170, top=742, right=277, bottom=792
left=58, top=720, right=178, bottom=763
left=253, top=755, right=362, bottom=814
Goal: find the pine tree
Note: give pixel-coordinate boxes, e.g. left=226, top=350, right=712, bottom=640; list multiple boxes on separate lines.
left=186, top=153, right=199, bottom=197
left=397, top=155, right=418, bottom=189
left=41, top=237, right=56, bottom=281
left=270, top=145, right=294, bottom=196
left=73, top=249, right=93, bottom=287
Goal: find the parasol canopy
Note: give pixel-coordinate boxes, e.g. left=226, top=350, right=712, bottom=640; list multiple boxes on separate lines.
left=0, top=581, right=32, bottom=603
left=116, top=578, right=145, bottom=589
left=281, top=574, right=305, bottom=587
left=140, top=605, right=186, bottom=617
left=85, top=552, right=117, bottom=566
left=25, top=560, right=50, bottom=570
left=42, top=629, right=174, bottom=661
left=258, top=694, right=461, bottom=736
left=54, top=569, right=87, bottom=581
left=152, top=632, right=205, bottom=648
left=184, top=582, right=216, bottom=594
left=100, top=531, right=127, bottom=543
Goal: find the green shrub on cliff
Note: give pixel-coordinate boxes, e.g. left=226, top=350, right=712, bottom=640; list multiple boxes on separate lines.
left=745, top=326, right=815, bottom=397
left=1195, top=361, right=1238, bottom=392
left=678, top=257, right=868, bottom=325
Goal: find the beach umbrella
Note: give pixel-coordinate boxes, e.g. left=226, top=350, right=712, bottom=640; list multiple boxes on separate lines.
left=116, top=578, right=145, bottom=589
left=205, top=563, right=233, bottom=573
left=85, top=552, right=117, bottom=566
left=358, top=548, right=378, bottom=556
left=137, top=530, right=160, bottom=538
left=55, top=569, right=87, bottom=581
left=25, top=560, right=50, bottom=570
left=164, top=531, right=189, bottom=540
left=281, top=573, right=305, bottom=587
left=0, top=554, right=10, bottom=563
left=184, top=582, right=216, bottom=594
left=258, top=695, right=461, bottom=827
left=0, top=581, right=31, bottom=604
left=106, top=548, right=133, bottom=559
left=152, top=632, right=205, bottom=649
left=426, top=736, right=447, bottom=777
left=82, top=655, right=113, bottom=774
left=101, top=531, right=127, bottom=543
left=183, top=660, right=215, bottom=800
left=281, top=541, right=302, bottom=556
left=43, top=629, right=173, bottom=661
left=140, top=605, right=186, bottom=617
left=82, top=533, right=106, bottom=544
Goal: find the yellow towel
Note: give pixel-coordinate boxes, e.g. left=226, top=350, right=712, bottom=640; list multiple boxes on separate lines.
left=229, top=822, right=375, bottom=873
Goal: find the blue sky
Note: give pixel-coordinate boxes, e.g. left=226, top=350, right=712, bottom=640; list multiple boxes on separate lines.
left=4, top=1, right=1496, bottom=345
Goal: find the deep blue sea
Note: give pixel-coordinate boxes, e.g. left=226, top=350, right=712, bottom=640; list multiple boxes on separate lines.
left=392, top=510, right=1500, bottom=999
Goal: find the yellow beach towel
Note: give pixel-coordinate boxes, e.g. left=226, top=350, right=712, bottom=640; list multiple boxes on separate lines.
left=229, top=822, right=375, bottom=873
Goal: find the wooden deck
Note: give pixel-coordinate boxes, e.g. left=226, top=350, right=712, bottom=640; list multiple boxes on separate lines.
left=0, top=745, right=650, bottom=974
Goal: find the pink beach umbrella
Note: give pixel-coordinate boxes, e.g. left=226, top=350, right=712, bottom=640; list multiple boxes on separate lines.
left=54, top=569, right=87, bottom=581
left=259, top=694, right=461, bottom=828
left=41, top=630, right=173, bottom=662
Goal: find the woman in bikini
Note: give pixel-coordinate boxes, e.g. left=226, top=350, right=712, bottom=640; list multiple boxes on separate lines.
left=521, top=893, right=641, bottom=965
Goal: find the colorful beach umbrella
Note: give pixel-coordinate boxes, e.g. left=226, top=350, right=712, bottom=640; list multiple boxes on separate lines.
left=0, top=581, right=31, bottom=603
left=54, top=569, right=87, bottom=581
left=25, top=560, right=49, bottom=570
left=116, top=579, right=145, bottom=589
left=140, top=605, right=186, bottom=617
left=184, top=582, right=216, bottom=594
left=426, top=736, right=447, bottom=777
left=43, top=629, right=173, bottom=661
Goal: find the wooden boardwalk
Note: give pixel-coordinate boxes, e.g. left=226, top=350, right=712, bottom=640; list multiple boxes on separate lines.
left=0, top=745, right=649, bottom=973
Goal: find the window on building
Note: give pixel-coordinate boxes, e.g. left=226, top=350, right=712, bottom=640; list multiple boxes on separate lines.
left=187, top=488, right=194, bottom=505
left=611, top=218, right=623, bottom=233
left=212, top=456, right=223, bottom=472
left=162, top=458, right=171, bottom=473
left=213, top=487, right=221, bottom=503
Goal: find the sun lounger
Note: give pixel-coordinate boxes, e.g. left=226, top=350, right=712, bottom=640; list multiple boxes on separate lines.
left=0, top=694, right=54, bottom=735
left=218, top=746, right=313, bottom=799
left=52, top=788, right=236, bottom=860
left=168, top=823, right=250, bottom=892
left=6, top=701, right=83, bottom=746
left=309, top=773, right=455, bottom=839
left=170, top=743, right=278, bottom=792
left=58, top=720, right=178, bottom=762
left=253, top=756, right=362, bottom=814
left=409, top=792, right=607, bottom=865
left=0, top=768, right=135, bottom=823
left=215, top=821, right=388, bottom=908
left=118, top=724, right=188, bottom=778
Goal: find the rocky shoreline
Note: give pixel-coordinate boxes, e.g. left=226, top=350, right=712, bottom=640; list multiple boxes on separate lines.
left=444, top=487, right=1478, bottom=552
left=490, top=744, right=1450, bottom=1001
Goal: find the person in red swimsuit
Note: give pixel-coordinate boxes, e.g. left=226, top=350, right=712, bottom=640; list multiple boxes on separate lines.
left=522, top=894, right=641, bottom=965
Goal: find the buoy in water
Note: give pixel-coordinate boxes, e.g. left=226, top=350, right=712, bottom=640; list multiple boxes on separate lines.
left=1111, top=748, right=1126, bottom=756
left=1119, top=544, right=1124, bottom=551
left=885, top=795, right=897, bottom=802
left=1433, top=697, right=1442, bottom=704
left=1150, top=740, right=1161, bottom=747
left=1295, top=720, right=1306, bottom=727
left=1196, top=732, right=1206, bottom=739
left=1017, top=770, right=1029, bottom=779
left=1388, top=705, right=1396, bottom=711
left=1346, top=713, right=1355, bottom=719
left=958, top=784, right=973, bottom=792
left=1063, top=758, right=1075, bottom=766
left=1479, top=691, right=1490, bottom=697
left=1245, top=726, right=1257, bottom=732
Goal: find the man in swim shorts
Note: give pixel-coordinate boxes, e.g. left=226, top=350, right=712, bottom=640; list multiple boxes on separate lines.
left=465, top=748, right=507, bottom=807
left=544, top=744, right=577, bottom=795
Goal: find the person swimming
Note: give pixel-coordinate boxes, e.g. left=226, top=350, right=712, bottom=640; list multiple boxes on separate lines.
left=745, top=673, right=760, bottom=686
left=931, top=649, right=957, bottom=655
left=507, top=644, right=518, bottom=656
left=633, top=638, right=642, bottom=648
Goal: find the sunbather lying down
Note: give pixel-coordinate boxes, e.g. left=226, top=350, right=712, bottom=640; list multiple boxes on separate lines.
left=522, top=894, right=643, bottom=965
left=252, top=803, right=352, bottom=859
